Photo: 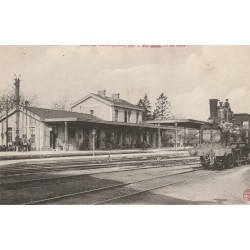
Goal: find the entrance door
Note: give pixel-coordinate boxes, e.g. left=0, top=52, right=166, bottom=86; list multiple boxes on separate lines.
left=50, top=131, right=57, bottom=149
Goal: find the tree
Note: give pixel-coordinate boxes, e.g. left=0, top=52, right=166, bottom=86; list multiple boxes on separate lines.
left=52, top=96, right=70, bottom=111
left=0, top=86, right=39, bottom=114
left=137, top=94, right=152, bottom=121
left=153, top=93, right=172, bottom=120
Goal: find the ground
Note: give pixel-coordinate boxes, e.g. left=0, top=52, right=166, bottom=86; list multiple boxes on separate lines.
left=151, top=166, right=250, bottom=205
left=90, top=165, right=250, bottom=205
left=0, top=149, right=249, bottom=205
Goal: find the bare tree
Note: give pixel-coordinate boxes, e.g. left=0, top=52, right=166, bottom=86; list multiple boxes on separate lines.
left=0, top=87, right=40, bottom=113
left=52, top=96, right=70, bottom=111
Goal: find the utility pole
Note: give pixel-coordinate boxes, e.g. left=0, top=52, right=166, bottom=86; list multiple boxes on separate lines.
left=0, top=99, right=9, bottom=146
left=25, top=100, right=28, bottom=139
left=6, top=99, right=8, bottom=146
left=14, top=75, right=21, bottom=151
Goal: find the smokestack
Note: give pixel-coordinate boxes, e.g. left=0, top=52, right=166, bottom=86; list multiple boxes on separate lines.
left=209, top=99, right=219, bottom=118
left=112, top=93, right=120, bottom=99
left=97, top=90, right=106, bottom=97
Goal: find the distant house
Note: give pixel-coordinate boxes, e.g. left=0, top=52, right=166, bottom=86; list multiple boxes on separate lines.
left=71, top=90, right=143, bottom=124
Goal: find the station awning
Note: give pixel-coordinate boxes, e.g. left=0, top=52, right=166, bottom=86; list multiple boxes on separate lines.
left=146, top=119, right=205, bottom=129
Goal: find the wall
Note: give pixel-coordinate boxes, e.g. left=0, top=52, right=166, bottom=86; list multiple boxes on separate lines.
left=0, top=108, right=46, bottom=150
left=71, top=96, right=112, bottom=121
left=112, top=107, right=142, bottom=123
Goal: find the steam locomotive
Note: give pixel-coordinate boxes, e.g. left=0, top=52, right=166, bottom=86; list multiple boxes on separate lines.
left=189, top=99, right=250, bottom=169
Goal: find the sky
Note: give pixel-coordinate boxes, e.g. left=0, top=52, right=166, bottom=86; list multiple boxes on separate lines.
left=0, top=45, right=250, bottom=121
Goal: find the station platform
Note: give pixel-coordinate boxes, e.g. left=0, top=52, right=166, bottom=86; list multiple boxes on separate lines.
left=0, top=147, right=192, bottom=166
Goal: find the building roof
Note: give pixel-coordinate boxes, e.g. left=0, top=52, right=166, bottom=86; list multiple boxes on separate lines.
left=26, top=106, right=102, bottom=122
left=146, top=119, right=205, bottom=129
left=0, top=106, right=182, bottom=130
left=92, top=93, right=143, bottom=111
left=28, top=107, right=169, bottom=129
left=71, top=93, right=143, bottom=111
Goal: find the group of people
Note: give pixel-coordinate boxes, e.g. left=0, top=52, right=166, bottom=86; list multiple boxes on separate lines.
left=7, top=138, right=32, bottom=152
left=219, top=118, right=242, bottom=144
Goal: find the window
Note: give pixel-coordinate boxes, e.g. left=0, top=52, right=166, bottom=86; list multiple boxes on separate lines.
left=30, top=127, right=36, bottom=143
left=136, top=112, right=139, bottom=123
left=202, top=129, right=221, bottom=143
left=124, top=111, right=128, bottom=122
left=7, top=127, right=12, bottom=142
left=202, top=130, right=211, bottom=142
left=114, top=110, right=119, bottom=121
left=128, top=111, right=131, bottom=122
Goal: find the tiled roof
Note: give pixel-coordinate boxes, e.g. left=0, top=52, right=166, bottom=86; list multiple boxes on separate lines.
left=92, top=94, right=143, bottom=110
left=26, top=106, right=102, bottom=121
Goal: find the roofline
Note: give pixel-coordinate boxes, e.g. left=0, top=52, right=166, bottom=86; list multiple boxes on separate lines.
left=0, top=108, right=18, bottom=122
left=146, top=119, right=205, bottom=124
left=71, top=93, right=112, bottom=108
left=44, top=118, right=78, bottom=122
left=71, top=93, right=143, bottom=111
left=113, top=104, right=144, bottom=111
left=45, top=118, right=180, bottom=130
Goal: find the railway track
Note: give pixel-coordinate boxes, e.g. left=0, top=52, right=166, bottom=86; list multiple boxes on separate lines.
left=0, top=161, right=200, bottom=190
left=0, top=155, right=204, bottom=205
left=0, top=156, right=198, bottom=178
left=23, top=166, right=203, bottom=205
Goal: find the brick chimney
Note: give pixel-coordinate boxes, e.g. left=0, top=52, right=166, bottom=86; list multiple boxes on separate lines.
left=97, top=90, right=106, bottom=97
left=112, top=93, right=120, bottom=99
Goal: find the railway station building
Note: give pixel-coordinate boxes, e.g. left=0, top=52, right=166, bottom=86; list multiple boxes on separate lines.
left=0, top=90, right=206, bottom=151
left=0, top=91, right=174, bottom=151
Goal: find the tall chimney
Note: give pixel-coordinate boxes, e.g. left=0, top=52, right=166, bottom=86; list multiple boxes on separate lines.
left=209, top=99, right=219, bottom=118
left=112, top=93, right=120, bottom=99
left=97, top=90, right=106, bottom=97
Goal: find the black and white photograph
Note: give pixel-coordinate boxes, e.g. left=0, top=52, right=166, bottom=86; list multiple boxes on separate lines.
left=1, top=1, right=250, bottom=250
left=0, top=45, right=249, bottom=205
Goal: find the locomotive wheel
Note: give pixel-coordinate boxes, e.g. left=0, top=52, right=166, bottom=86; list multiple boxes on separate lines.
left=225, top=154, right=234, bottom=169
left=200, top=156, right=210, bottom=169
left=221, top=162, right=226, bottom=170
left=217, top=158, right=226, bottom=170
left=235, top=154, right=242, bottom=167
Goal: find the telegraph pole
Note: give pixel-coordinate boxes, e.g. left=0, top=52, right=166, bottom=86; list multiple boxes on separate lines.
left=6, top=99, right=8, bottom=146
left=25, top=100, right=29, bottom=139
left=14, top=75, right=21, bottom=151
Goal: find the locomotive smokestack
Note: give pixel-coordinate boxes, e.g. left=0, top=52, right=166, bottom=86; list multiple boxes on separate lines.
left=209, top=99, right=219, bottom=118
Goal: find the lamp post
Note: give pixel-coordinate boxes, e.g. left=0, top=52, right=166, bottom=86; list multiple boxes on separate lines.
left=92, top=129, right=96, bottom=156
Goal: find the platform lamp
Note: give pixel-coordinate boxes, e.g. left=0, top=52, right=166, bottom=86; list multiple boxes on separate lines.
left=92, top=129, right=97, bottom=156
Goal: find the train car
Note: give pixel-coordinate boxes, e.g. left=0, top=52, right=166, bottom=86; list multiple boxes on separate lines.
left=189, top=99, right=250, bottom=170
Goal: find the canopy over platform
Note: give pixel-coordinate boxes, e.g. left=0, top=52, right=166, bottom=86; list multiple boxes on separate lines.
left=146, top=119, right=205, bottom=130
